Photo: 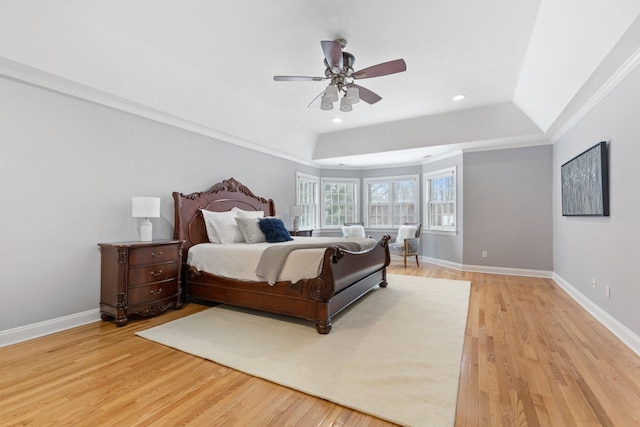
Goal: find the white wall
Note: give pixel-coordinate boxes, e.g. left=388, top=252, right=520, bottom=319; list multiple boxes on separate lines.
left=0, top=76, right=306, bottom=331
left=553, top=65, right=640, bottom=338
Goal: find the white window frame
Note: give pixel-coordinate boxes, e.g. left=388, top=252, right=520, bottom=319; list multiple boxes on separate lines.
left=296, top=172, right=319, bottom=229
left=363, top=174, right=419, bottom=228
left=424, top=166, right=457, bottom=233
left=320, top=177, right=359, bottom=228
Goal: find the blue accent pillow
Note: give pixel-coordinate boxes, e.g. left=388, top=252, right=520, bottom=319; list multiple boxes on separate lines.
left=258, top=217, right=293, bottom=243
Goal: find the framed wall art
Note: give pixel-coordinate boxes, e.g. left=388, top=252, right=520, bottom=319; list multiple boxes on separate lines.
left=561, top=141, right=609, bottom=216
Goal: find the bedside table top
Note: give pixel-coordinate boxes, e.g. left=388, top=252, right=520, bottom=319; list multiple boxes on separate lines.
left=288, top=229, right=313, bottom=237
left=98, top=240, right=185, bottom=249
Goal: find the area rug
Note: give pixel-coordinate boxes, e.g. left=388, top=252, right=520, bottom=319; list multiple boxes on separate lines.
left=136, top=274, right=471, bottom=426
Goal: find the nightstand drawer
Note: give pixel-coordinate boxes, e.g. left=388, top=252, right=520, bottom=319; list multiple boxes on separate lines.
left=128, top=262, right=178, bottom=286
left=128, top=281, right=178, bottom=306
left=129, top=246, right=177, bottom=266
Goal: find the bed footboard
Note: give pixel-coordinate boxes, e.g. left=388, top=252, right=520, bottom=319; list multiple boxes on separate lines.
left=185, top=235, right=390, bottom=334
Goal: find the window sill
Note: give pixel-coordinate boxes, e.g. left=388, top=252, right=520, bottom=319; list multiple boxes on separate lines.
left=425, top=229, right=457, bottom=236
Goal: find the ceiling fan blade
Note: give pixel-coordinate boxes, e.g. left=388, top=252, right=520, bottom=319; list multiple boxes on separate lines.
left=321, top=40, right=343, bottom=73
left=354, top=84, right=382, bottom=104
left=352, top=59, right=407, bottom=79
left=274, top=75, right=327, bottom=82
left=307, top=92, right=324, bottom=108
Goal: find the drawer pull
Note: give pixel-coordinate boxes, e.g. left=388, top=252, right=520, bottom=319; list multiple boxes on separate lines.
left=150, top=270, right=163, bottom=277
left=149, top=288, right=163, bottom=295
left=150, top=251, right=164, bottom=258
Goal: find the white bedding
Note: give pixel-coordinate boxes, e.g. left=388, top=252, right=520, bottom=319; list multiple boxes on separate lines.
left=187, top=236, right=377, bottom=283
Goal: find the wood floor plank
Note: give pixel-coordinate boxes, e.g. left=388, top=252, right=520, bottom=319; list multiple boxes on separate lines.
left=2, top=262, right=640, bottom=426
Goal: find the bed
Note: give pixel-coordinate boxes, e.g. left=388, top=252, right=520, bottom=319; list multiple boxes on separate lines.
left=173, top=177, right=391, bottom=333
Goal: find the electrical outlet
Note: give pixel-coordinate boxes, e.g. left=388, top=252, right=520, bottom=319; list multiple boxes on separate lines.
left=592, top=278, right=596, bottom=289
left=482, top=250, right=488, bottom=258
left=606, top=285, right=611, bottom=298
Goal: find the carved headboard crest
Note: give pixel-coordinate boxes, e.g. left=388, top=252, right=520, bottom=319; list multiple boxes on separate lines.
left=183, top=177, right=270, bottom=205
left=174, top=178, right=276, bottom=254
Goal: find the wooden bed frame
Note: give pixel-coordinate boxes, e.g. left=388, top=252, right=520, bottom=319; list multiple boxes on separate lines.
left=172, top=177, right=391, bottom=334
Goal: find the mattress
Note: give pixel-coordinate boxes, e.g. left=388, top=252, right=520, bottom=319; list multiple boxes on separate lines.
left=187, top=236, right=376, bottom=283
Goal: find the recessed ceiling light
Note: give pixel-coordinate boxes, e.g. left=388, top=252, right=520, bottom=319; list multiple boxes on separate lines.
left=332, top=117, right=342, bottom=123
left=452, top=94, right=466, bottom=101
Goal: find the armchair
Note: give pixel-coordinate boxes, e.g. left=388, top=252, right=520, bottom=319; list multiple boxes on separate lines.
left=342, top=222, right=366, bottom=238
left=389, top=223, right=421, bottom=267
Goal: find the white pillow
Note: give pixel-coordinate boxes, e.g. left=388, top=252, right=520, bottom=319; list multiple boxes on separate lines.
left=200, top=209, right=244, bottom=244
left=395, top=225, right=417, bottom=244
left=235, top=208, right=265, bottom=218
left=234, top=217, right=266, bottom=243
left=342, top=225, right=366, bottom=238
left=200, top=209, right=233, bottom=243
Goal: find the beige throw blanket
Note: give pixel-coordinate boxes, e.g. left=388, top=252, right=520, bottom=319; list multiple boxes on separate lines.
left=255, top=241, right=365, bottom=284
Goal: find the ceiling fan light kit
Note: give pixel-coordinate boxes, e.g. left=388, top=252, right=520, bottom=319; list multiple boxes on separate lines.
left=274, top=39, right=406, bottom=112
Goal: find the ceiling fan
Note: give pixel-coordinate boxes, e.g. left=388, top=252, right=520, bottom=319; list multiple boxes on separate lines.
left=273, top=39, right=407, bottom=112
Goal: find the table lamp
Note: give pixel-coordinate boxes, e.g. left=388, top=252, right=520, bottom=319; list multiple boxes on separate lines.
left=289, top=205, right=303, bottom=231
left=132, top=196, right=160, bottom=241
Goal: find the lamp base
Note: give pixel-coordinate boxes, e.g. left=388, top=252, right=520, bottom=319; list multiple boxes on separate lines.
left=139, top=218, right=152, bottom=242
left=292, top=217, right=300, bottom=232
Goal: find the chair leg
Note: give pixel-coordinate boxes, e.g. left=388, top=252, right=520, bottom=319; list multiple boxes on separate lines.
left=403, top=253, right=407, bottom=268
left=415, top=255, right=419, bottom=267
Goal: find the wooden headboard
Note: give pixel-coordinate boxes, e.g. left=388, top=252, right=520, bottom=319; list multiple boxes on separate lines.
left=172, top=177, right=276, bottom=254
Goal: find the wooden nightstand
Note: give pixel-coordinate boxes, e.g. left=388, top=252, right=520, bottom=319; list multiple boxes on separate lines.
left=289, top=229, right=313, bottom=237
left=98, top=240, right=184, bottom=326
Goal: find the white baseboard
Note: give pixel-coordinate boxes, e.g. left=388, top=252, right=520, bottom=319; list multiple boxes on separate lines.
left=462, top=263, right=554, bottom=278
left=0, top=309, right=101, bottom=347
left=424, top=256, right=639, bottom=356
left=422, top=256, right=464, bottom=271
left=423, top=256, right=553, bottom=278
left=553, top=273, right=640, bottom=357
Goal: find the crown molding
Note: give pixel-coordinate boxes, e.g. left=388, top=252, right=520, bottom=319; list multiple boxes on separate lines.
left=551, top=46, right=640, bottom=143
left=0, top=57, right=313, bottom=166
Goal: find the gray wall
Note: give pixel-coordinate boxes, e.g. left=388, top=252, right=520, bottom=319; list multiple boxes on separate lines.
left=463, top=145, right=553, bottom=270
left=553, top=65, right=640, bottom=336
left=0, top=76, right=310, bottom=330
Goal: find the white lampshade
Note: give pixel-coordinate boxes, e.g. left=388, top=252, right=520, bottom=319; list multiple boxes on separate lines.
left=132, top=197, right=160, bottom=218
left=345, top=86, right=360, bottom=104
left=340, top=97, right=353, bottom=112
left=324, top=84, right=339, bottom=102
left=289, top=205, right=303, bottom=232
left=132, top=196, right=160, bottom=242
left=289, top=205, right=303, bottom=217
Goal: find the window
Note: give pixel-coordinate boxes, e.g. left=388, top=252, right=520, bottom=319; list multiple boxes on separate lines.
left=321, top=178, right=358, bottom=227
left=424, top=167, right=456, bottom=231
left=296, top=172, right=319, bottom=229
left=364, top=175, right=419, bottom=227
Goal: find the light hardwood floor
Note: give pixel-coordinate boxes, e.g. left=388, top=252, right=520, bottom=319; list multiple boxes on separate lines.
left=2, top=261, right=640, bottom=426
